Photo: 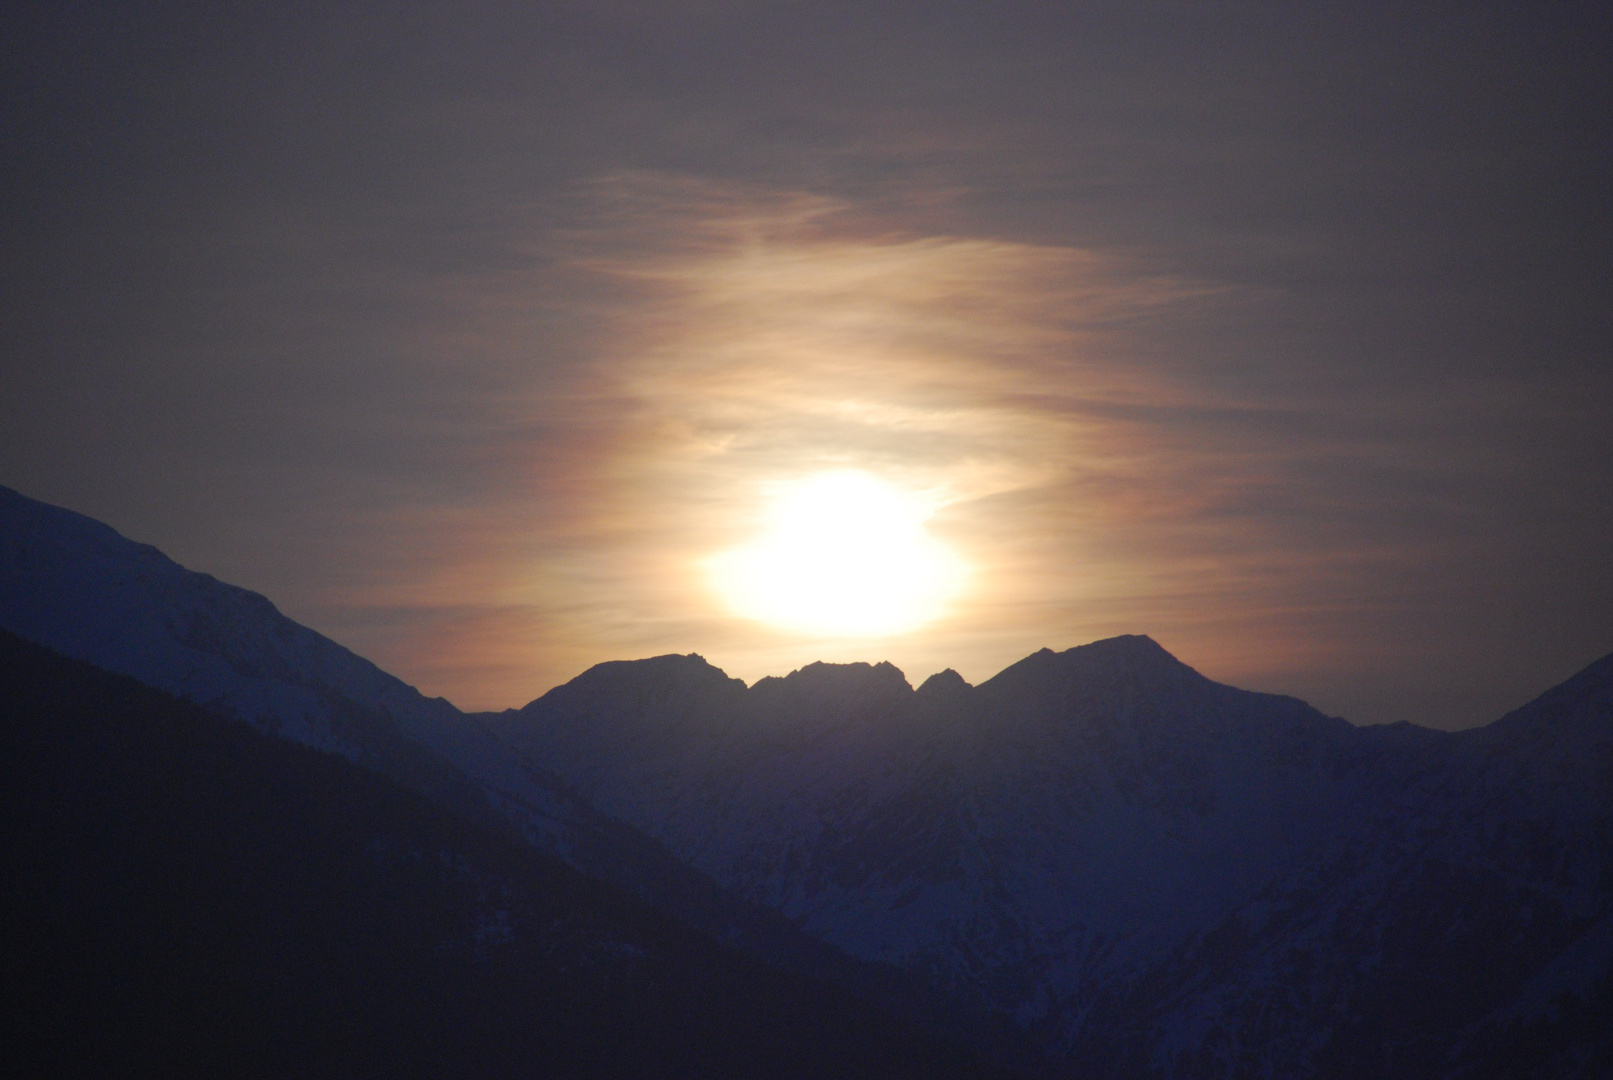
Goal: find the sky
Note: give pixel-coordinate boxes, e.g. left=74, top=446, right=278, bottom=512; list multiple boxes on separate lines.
left=2, top=1, right=1610, bottom=727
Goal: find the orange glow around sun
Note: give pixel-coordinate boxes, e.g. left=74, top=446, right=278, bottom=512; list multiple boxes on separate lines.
left=707, top=471, right=968, bottom=638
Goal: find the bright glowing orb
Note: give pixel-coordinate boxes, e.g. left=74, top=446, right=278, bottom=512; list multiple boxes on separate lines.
left=710, top=471, right=966, bottom=637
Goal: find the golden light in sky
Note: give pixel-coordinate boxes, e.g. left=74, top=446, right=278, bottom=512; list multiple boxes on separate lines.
left=708, top=471, right=967, bottom=638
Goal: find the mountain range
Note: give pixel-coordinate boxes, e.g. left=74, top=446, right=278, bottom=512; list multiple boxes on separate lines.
left=2, top=482, right=1609, bottom=1077
left=1, top=629, right=1002, bottom=1079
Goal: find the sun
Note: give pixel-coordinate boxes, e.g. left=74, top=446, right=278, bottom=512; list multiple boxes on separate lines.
left=709, top=471, right=967, bottom=637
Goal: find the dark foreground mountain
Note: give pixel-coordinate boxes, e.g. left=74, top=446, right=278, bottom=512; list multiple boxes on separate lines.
left=0, top=483, right=1033, bottom=1066
left=0, top=631, right=1007, bottom=1079
left=492, top=642, right=1613, bottom=1078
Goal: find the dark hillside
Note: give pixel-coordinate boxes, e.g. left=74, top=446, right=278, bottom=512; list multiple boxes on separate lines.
left=0, top=631, right=1010, bottom=1080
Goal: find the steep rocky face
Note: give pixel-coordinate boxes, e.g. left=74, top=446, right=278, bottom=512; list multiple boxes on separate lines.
left=1067, top=654, right=1613, bottom=1079
left=493, top=638, right=1613, bottom=1073
left=496, top=638, right=1406, bottom=1016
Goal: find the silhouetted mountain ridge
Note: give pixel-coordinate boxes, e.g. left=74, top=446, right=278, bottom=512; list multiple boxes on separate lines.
left=0, top=484, right=1040, bottom=1070
left=916, top=667, right=972, bottom=697
left=497, top=636, right=1613, bottom=1077
left=4, top=483, right=1610, bottom=1077
left=0, top=631, right=1007, bottom=1079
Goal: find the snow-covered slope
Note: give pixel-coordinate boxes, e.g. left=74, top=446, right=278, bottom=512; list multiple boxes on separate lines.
left=492, top=638, right=1613, bottom=1076
left=1070, top=652, right=1613, bottom=1079
left=0, top=484, right=1021, bottom=1059
left=493, top=642, right=1387, bottom=1006
left=8, top=483, right=1608, bottom=1076
left=0, top=484, right=578, bottom=842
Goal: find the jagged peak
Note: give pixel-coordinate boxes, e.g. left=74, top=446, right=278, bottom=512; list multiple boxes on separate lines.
left=916, top=668, right=972, bottom=697
left=586, top=651, right=731, bottom=676
left=749, top=660, right=914, bottom=702
left=1069, top=633, right=1173, bottom=659
left=1050, top=635, right=1189, bottom=674
left=532, top=652, right=745, bottom=709
left=975, top=634, right=1202, bottom=697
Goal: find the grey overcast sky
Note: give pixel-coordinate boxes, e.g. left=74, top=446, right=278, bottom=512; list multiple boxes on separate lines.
left=3, top=1, right=1610, bottom=726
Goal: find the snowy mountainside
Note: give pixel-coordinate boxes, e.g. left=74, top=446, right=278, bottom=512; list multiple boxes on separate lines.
left=0, top=484, right=1030, bottom=1061
left=492, top=638, right=1613, bottom=1075
left=0, top=484, right=573, bottom=843
left=1066, top=652, right=1613, bottom=1078
left=1, top=630, right=1013, bottom=1080
left=7, top=483, right=1609, bottom=1076
left=495, top=641, right=1406, bottom=1000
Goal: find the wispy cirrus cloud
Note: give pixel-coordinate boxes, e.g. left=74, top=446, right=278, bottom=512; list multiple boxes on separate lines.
left=8, top=4, right=1609, bottom=727
left=349, top=171, right=1603, bottom=727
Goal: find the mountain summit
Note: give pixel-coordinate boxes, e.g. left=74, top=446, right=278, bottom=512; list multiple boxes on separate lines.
left=493, top=634, right=1613, bottom=1076
left=0, top=484, right=996, bottom=1048
left=5, top=484, right=1611, bottom=1078
left=494, top=637, right=1371, bottom=989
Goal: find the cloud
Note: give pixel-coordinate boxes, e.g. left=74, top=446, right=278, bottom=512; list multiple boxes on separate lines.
left=379, top=174, right=1226, bottom=692
left=10, top=1, right=1605, bottom=727
left=277, top=169, right=1601, bottom=727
